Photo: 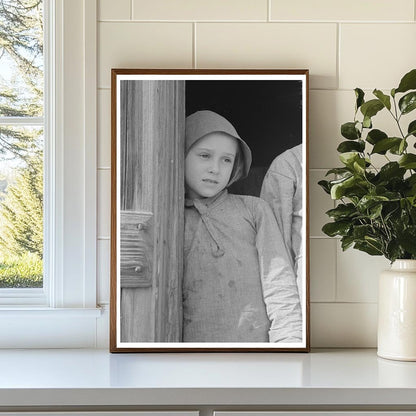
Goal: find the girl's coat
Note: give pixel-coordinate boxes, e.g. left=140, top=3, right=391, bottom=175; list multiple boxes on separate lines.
left=183, top=189, right=302, bottom=343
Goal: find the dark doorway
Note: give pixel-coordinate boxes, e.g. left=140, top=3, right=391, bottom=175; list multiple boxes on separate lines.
left=186, top=80, right=303, bottom=196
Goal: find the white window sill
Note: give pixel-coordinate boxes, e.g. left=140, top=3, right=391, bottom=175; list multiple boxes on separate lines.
left=0, top=307, right=104, bottom=348
left=0, top=306, right=102, bottom=316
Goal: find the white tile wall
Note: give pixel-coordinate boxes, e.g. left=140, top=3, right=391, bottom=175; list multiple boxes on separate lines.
left=270, top=0, right=415, bottom=22
left=196, top=23, right=338, bottom=89
left=99, top=0, right=131, bottom=21
left=336, top=246, right=389, bottom=303
left=309, top=90, right=355, bottom=169
left=311, top=303, right=378, bottom=347
left=96, top=0, right=416, bottom=347
left=340, top=24, right=416, bottom=90
left=310, top=239, right=336, bottom=302
left=98, top=22, right=193, bottom=88
left=132, top=0, right=268, bottom=21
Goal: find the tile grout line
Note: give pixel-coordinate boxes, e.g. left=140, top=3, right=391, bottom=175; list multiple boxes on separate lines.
left=309, top=235, right=339, bottom=239
left=268, top=0, right=271, bottom=22
left=310, top=302, right=378, bottom=307
left=130, top=0, right=133, bottom=20
left=97, top=87, right=384, bottom=92
left=98, top=19, right=415, bottom=24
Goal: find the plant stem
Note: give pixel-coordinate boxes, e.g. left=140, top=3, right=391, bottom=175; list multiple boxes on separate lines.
left=390, top=96, right=406, bottom=139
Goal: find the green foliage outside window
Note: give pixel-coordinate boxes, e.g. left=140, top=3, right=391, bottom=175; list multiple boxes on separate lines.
left=0, top=0, right=44, bottom=288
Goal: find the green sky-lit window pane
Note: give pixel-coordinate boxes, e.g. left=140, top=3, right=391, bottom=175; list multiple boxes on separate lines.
left=0, top=0, right=44, bottom=291
left=0, top=124, right=43, bottom=162
left=0, top=125, right=43, bottom=289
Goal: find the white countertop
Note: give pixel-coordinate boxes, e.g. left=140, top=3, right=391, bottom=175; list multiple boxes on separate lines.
left=1, top=348, right=416, bottom=408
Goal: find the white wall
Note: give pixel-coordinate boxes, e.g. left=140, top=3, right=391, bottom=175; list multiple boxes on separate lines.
left=96, top=0, right=416, bottom=348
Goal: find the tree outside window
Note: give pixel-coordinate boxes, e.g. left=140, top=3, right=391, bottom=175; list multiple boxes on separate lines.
left=0, top=0, right=44, bottom=288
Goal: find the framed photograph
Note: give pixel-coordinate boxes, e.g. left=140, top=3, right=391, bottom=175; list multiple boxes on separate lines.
left=110, top=69, right=310, bottom=352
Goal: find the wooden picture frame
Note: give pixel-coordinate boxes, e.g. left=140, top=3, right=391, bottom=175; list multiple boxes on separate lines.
left=110, top=69, right=310, bottom=352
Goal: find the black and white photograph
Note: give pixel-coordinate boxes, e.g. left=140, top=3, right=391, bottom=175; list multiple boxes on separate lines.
left=110, top=69, right=309, bottom=352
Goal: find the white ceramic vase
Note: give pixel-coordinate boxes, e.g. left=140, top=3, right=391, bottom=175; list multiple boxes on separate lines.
left=378, top=259, right=416, bottom=361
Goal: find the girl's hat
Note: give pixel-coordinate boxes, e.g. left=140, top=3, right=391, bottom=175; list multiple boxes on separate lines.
left=185, top=110, right=252, bottom=179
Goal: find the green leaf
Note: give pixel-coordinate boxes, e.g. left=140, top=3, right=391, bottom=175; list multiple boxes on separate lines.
left=395, top=69, right=416, bottom=94
left=357, top=195, right=389, bottom=212
left=365, top=236, right=384, bottom=252
left=326, top=203, right=357, bottom=220
left=366, top=129, right=388, bottom=145
left=330, top=176, right=358, bottom=199
left=373, top=89, right=391, bottom=110
left=354, top=241, right=383, bottom=256
left=360, top=99, right=384, bottom=119
left=371, top=137, right=403, bottom=154
left=407, top=196, right=416, bottom=207
left=318, top=180, right=331, bottom=194
left=399, top=92, right=416, bottom=115
left=341, top=122, right=361, bottom=140
left=341, top=235, right=354, bottom=251
left=341, top=235, right=355, bottom=251
left=355, top=88, right=365, bottom=110
left=377, top=162, right=406, bottom=181
left=399, top=154, right=416, bottom=169
left=353, top=158, right=366, bottom=174
left=352, top=224, right=373, bottom=240
left=399, top=139, right=407, bottom=154
left=384, top=203, right=400, bottom=222
left=339, top=152, right=361, bottom=167
left=386, top=240, right=403, bottom=262
left=398, top=227, right=416, bottom=255
left=325, top=167, right=352, bottom=176
left=407, top=174, right=416, bottom=187
left=369, top=203, right=383, bottom=220
left=363, top=116, right=372, bottom=129
left=406, top=175, right=416, bottom=197
left=329, top=175, right=354, bottom=186
left=337, top=140, right=365, bottom=153
left=322, top=221, right=351, bottom=237
left=407, top=120, right=416, bottom=138
left=390, top=139, right=408, bottom=155
left=330, top=175, right=369, bottom=200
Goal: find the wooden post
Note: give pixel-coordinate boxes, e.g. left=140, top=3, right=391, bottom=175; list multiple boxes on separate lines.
left=119, top=80, right=185, bottom=343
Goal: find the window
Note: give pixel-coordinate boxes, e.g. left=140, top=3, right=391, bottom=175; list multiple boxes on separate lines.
left=0, top=0, right=45, bottom=296
left=0, top=0, right=100, bottom=348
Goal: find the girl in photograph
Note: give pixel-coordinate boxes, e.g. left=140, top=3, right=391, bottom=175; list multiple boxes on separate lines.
left=183, top=110, right=302, bottom=343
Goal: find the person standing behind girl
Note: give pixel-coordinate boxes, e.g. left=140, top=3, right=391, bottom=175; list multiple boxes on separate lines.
left=260, top=144, right=303, bottom=300
left=183, top=110, right=302, bottom=343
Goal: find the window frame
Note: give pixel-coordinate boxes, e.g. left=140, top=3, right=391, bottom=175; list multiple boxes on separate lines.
left=0, top=0, right=100, bottom=348
left=0, top=0, right=47, bottom=304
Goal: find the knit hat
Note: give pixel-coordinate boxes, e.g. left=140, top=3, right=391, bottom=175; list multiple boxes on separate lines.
left=185, top=110, right=252, bottom=184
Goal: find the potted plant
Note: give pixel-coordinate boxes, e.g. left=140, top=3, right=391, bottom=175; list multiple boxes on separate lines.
left=319, top=68, right=416, bottom=361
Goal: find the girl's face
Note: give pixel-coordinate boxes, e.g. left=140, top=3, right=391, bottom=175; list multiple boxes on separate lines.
left=185, top=132, right=238, bottom=199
